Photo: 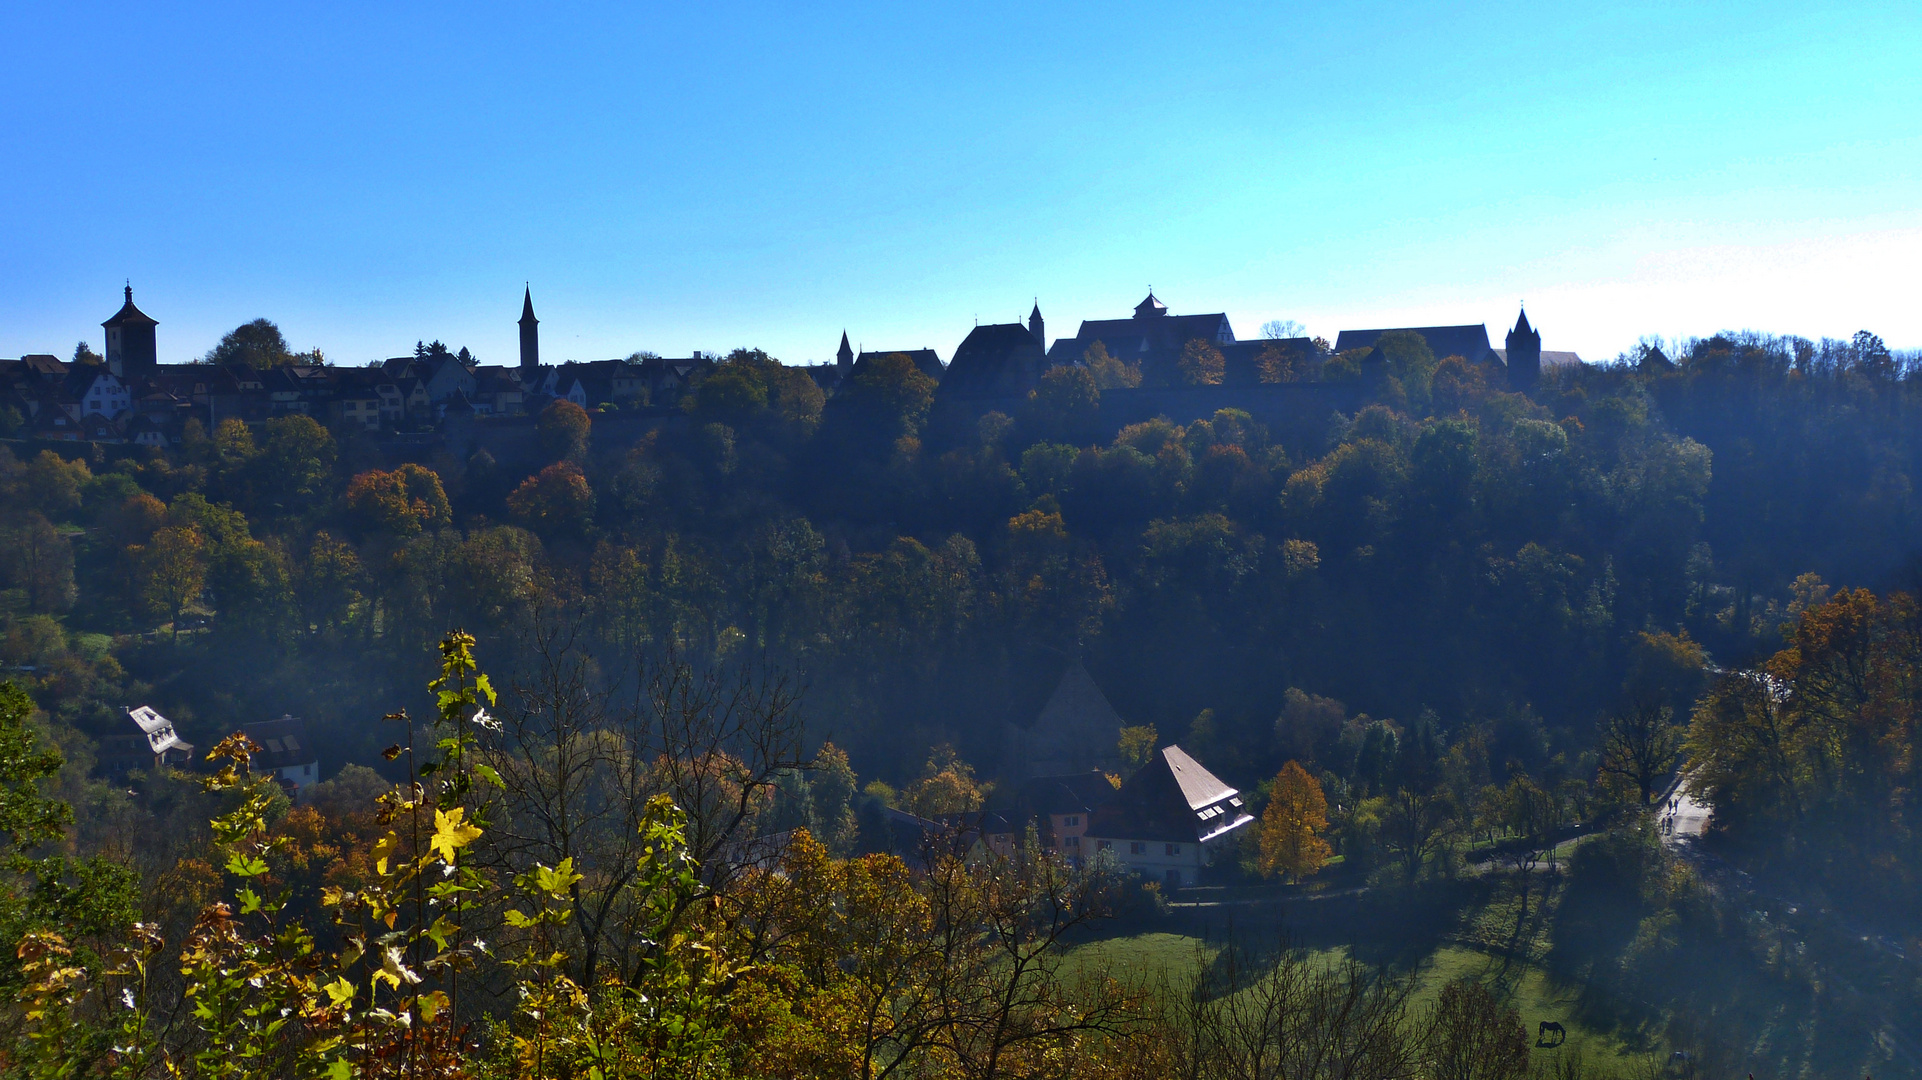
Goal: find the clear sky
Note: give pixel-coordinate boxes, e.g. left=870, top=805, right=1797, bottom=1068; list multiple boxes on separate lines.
left=4, top=1, right=1919, bottom=368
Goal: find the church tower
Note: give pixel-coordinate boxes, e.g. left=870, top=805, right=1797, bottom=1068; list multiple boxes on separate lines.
left=836, top=331, right=853, bottom=371
left=1505, top=307, right=1541, bottom=391
left=102, top=284, right=158, bottom=381
left=1029, top=301, right=1046, bottom=349
left=519, top=286, right=540, bottom=377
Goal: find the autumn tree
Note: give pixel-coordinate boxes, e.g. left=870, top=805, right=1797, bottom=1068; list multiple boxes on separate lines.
left=1082, top=340, right=1142, bottom=389
left=1177, top=338, right=1226, bottom=386
left=507, top=460, right=595, bottom=535
left=537, top=398, right=593, bottom=462
left=903, top=743, right=985, bottom=818
left=1258, top=760, right=1332, bottom=881
left=344, top=463, right=451, bottom=536
left=20, top=450, right=89, bottom=518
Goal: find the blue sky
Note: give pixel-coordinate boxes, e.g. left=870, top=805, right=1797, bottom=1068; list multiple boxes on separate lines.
left=3, top=1, right=1919, bottom=367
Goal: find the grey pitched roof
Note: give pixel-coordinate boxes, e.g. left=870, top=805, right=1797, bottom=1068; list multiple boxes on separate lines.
left=1332, top=325, right=1495, bottom=363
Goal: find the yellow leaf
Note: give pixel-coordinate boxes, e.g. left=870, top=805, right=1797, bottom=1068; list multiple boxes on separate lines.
left=429, top=808, right=484, bottom=863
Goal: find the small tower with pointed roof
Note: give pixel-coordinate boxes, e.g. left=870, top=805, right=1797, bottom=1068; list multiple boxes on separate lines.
left=518, top=286, right=540, bottom=378
left=1028, top=301, right=1046, bottom=348
left=836, top=331, right=854, bottom=372
left=102, top=284, right=158, bottom=381
left=1134, top=291, right=1167, bottom=319
left=1505, top=306, right=1541, bottom=391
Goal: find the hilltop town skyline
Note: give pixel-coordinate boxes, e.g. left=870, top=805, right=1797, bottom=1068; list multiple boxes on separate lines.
left=7, top=274, right=1910, bottom=375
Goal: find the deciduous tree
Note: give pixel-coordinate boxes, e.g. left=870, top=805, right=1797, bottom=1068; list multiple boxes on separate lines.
left=1258, top=760, right=1332, bottom=881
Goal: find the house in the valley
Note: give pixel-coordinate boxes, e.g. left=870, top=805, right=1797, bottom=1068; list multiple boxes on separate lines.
left=242, top=715, right=320, bottom=803
left=1081, top=744, right=1253, bottom=889
left=1005, top=769, right=1120, bottom=865
left=99, top=705, right=196, bottom=778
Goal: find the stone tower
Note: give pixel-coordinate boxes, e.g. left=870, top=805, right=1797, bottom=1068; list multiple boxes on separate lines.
left=1029, top=301, right=1045, bottom=348
left=1505, top=307, right=1541, bottom=391
left=102, top=284, right=158, bottom=381
left=519, top=286, right=540, bottom=377
left=836, top=330, right=853, bottom=372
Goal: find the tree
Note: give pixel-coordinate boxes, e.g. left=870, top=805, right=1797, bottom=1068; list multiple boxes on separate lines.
left=1117, top=725, right=1158, bottom=772
left=1261, top=319, right=1306, bottom=339
left=1258, top=761, right=1332, bottom=881
left=1, top=513, right=74, bottom=613
left=344, top=463, right=451, bottom=536
left=1423, top=979, right=1530, bottom=1080
left=1255, top=342, right=1301, bottom=383
left=1177, top=338, right=1226, bottom=386
left=135, top=525, right=207, bottom=634
left=903, top=744, right=985, bottom=818
left=825, top=351, right=937, bottom=458
left=252, top=414, right=337, bottom=508
left=1026, top=365, right=1099, bottom=437
left=1082, top=340, right=1142, bottom=390
left=507, top=460, right=595, bottom=536
left=1373, top=329, right=1438, bottom=408
left=1597, top=700, right=1684, bottom=805
left=203, top=318, right=308, bottom=368
left=71, top=341, right=103, bottom=367
left=21, top=451, right=90, bottom=518
left=537, top=399, right=593, bottom=463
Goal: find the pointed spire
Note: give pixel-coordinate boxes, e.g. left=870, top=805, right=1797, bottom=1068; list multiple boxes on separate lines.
left=1513, top=305, right=1532, bottom=335
left=520, top=285, right=538, bottom=326
left=837, top=330, right=853, bottom=367
left=125, top=282, right=133, bottom=304
left=1134, top=291, right=1166, bottom=318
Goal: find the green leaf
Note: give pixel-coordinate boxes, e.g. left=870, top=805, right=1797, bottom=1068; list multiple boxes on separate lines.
left=475, top=673, right=497, bottom=705
left=237, top=887, right=264, bottom=913
left=226, top=853, right=270, bottom=878
left=323, top=976, right=356, bottom=1007
left=474, top=763, right=504, bottom=788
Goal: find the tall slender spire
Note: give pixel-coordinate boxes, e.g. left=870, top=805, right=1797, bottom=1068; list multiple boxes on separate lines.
left=518, top=286, right=540, bottom=374
left=1028, top=300, right=1045, bottom=347
left=837, top=331, right=853, bottom=368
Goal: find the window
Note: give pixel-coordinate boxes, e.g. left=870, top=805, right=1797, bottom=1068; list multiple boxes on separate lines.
left=1066, top=836, right=1079, bottom=848
left=1097, top=840, right=1112, bottom=851
left=1165, top=844, right=1181, bottom=856
left=1064, top=815, right=1079, bottom=827
left=1129, top=842, right=1147, bottom=855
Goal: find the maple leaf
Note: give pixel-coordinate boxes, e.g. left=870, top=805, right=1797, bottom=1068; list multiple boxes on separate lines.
left=428, top=807, right=483, bottom=863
